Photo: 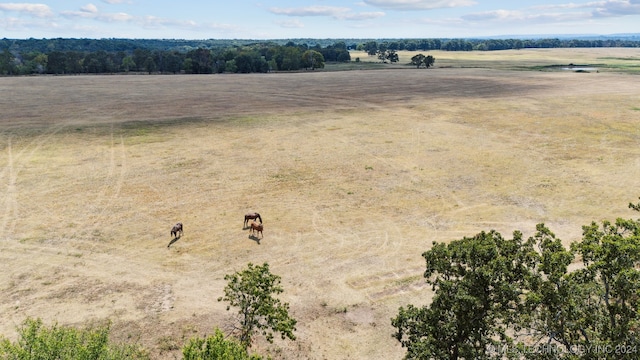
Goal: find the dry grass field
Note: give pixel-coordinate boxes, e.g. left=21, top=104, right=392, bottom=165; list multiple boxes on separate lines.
left=1, top=48, right=640, bottom=359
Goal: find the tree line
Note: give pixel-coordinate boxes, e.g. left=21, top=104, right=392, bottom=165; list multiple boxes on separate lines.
left=357, top=37, right=640, bottom=52
left=0, top=41, right=349, bottom=75
left=3, top=36, right=640, bottom=54
left=2, top=36, right=640, bottom=75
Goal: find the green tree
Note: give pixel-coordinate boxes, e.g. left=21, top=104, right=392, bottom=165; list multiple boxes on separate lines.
left=32, top=52, right=48, bottom=74
left=301, top=50, right=325, bottom=70
left=218, top=263, right=296, bottom=349
left=279, top=46, right=301, bottom=71
left=386, top=49, right=399, bottom=63
left=0, top=49, right=16, bottom=75
left=424, top=55, right=435, bottom=68
left=411, top=54, right=426, bottom=68
left=142, top=56, right=157, bottom=74
left=46, top=51, right=67, bottom=74
left=363, top=41, right=378, bottom=56
left=182, top=328, right=264, bottom=360
left=0, top=318, right=148, bottom=360
left=393, top=201, right=640, bottom=360
left=121, top=56, right=136, bottom=72
left=392, top=230, right=537, bottom=359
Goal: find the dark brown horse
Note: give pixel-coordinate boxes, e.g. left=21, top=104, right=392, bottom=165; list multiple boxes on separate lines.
left=250, top=221, right=263, bottom=238
left=171, top=222, right=183, bottom=238
left=244, top=212, right=262, bottom=227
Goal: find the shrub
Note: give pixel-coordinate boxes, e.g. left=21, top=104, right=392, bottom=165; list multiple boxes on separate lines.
left=0, top=318, right=148, bottom=360
left=182, top=328, right=264, bottom=360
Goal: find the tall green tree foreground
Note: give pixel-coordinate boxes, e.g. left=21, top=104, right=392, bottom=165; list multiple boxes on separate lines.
left=392, top=229, right=538, bottom=359
left=0, top=318, right=148, bottom=360
left=392, top=199, right=640, bottom=360
left=218, top=263, right=296, bottom=350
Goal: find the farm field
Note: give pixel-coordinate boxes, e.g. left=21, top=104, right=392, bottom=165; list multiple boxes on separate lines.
left=1, top=48, right=640, bottom=359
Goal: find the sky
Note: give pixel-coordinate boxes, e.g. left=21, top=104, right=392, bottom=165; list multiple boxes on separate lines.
left=1, top=0, right=640, bottom=40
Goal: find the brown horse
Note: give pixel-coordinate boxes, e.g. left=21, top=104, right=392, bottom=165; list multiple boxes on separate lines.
left=250, top=221, right=263, bottom=238
left=171, top=222, right=183, bottom=238
left=244, top=212, right=262, bottom=227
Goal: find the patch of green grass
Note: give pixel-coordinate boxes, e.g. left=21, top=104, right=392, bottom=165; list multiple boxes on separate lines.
left=324, top=61, right=388, bottom=71
left=598, top=56, right=640, bottom=61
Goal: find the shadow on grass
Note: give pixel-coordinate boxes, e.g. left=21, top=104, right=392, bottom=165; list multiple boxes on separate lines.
left=167, top=235, right=181, bottom=248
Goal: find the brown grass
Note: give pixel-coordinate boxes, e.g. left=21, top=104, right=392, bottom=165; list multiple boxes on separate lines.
left=1, top=48, right=640, bottom=359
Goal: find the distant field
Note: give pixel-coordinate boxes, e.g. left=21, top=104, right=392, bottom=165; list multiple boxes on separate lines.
left=1, top=48, right=640, bottom=359
left=343, top=48, right=640, bottom=73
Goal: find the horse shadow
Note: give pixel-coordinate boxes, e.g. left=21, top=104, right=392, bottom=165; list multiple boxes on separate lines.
left=167, top=235, right=181, bottom=248
left=248, top=234, right=261, bottom=245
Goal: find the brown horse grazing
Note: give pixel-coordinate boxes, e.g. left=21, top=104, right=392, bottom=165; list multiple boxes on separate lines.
left=244, top=212, right=262, bottom=227
left=171, top=222, right=183, bottom=238
left=250, top=221, right=263, bottom=238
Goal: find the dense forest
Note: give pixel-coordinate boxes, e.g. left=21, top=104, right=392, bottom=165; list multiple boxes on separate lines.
left=1, top=36, right=640, bottom=75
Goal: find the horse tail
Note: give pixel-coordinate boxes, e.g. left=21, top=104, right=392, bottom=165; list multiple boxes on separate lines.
left=257, top=213, right=262, bottom=223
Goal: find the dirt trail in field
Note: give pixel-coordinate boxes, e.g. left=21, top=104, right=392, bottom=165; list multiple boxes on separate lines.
left=1, top=62, right=640, bottom=359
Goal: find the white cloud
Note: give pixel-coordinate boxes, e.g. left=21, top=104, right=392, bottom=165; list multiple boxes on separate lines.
left=61, top=5, right=133, bottom=22
left=101, top=12, right=133, bottom=22
left=363, top=0, right=476, bottom=10
left=276, top=19, right=304, bottom=28
left=81, top=4, right=98, bottom=13
left=461, top=8, right=590, bottom=24
left=472, top=1, right=640, bottom=24
left=0, top=3, right=54, bottom=17
left=341, top=11, right=385, bottom=20
left=592, top=0, right=640, bottom=16
left=268, top=5, right=384, bottom=21
left=269, top=6, right=351, bottom=17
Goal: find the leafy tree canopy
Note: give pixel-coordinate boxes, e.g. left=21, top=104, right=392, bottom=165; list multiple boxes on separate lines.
left=218, top=263, right=297, bottom=350
left=393, top=199, right=640, bottom=360
left=0, top=318, right=149, bottom=360
left=182, top=328, right=265, bottom=360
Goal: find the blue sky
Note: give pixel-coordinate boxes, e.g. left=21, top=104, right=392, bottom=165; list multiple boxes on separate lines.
left=1, top=0, right=640, bottom=39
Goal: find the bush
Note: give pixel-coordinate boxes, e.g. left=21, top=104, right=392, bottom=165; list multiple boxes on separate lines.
left=182, top=328, right=264, bottom=360
left=0, top=318, right=148, bottom=360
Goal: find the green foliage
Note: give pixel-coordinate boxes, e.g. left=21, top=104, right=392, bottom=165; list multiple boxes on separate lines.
left=424, top=55, right=435, bottom=68
left=393, top=229, right=536, bottom=359
left=410, top=54, right=435, bottom=68
left=0, top=318, right=148, bottom=360
left=218, top=263, right=296, bottom=349
left=393, top=200, right=640, bottom=360
left=410, top=54, right=425, bottom=68
left=377, top=49, right=399, bottom=63
left=301, top=50, right=325, bottom=70
left=182, top=328, right=264, bottom=360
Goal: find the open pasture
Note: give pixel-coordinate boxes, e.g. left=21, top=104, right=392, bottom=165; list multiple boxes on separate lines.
left=1, top=48, right=640, bottom=359
left=347, top=47, right=640, bottom=73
